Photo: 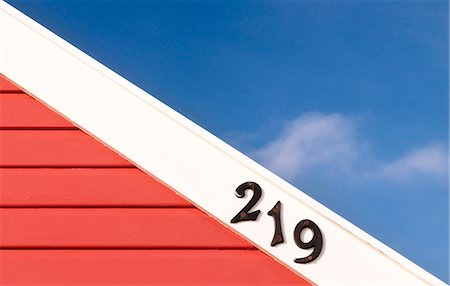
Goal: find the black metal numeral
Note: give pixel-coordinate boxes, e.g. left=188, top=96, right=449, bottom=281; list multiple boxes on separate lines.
left=267, top=201, right=284, bottom=246
left=230, top=182, right=262, bottom=223
left=293, top=219, right=323, bottom=263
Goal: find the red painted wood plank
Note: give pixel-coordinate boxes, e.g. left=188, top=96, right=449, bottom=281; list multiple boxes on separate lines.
left=0, top=130, right=132, bottom=166
left=0, top=250, right=310, bottom=285
left=0, top=208, right=252, bottom=248
left=0, top=168, right=190, bottom=207
left=0, top=75, right=21, bottom=92
left=0, top=93, right=74, bottom=128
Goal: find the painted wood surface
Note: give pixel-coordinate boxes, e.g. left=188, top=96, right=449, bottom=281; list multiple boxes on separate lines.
left=0, top=74, right=21, bottom=92
left=0, top=168, right=190, bottom=207
left=0, top=93, right=74, bottom=128
left=0, top=208, right=253, bottom=248
left=0, top=74, right=310, bottom=285
left=1, top=250, right=310, bottom=285
left=0, top=130, right=132, bottom=166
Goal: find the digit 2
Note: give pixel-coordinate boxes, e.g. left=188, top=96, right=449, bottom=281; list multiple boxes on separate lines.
left=293, top=219, right=323, bottom=263
left=230, top=182, right=262, bottom=223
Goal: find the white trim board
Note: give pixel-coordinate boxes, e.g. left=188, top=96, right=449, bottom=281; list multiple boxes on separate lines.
left=0, top=2, right=446, bottom=285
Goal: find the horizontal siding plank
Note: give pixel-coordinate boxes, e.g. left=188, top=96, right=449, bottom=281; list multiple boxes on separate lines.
left=0, top=93, right=74, bottom=128
left=0, top=168, right=190, bottom=207
left=0, top=130, right=132, bottom=166
left=0, top=208, right=252, bottom=248
left=0, top=75, right=21, bottom=92
left=0, top=250, right=309, bottom=285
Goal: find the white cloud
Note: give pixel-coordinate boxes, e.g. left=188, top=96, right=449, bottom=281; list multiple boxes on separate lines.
left=251, top=112, right=447, bottom=182
left=375, top=143, right=448, bottom=180
left=252, top=112, right=361, bottom=180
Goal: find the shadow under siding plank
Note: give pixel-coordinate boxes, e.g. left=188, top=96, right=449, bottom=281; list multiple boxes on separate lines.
left=0, top=168, right=190, bottom=207
left=0, top=208, right=252, bottom=248
left=0, top=75, right=21, bottom=93
left=0, top=130, right=132, bottom=167
left=0, top=250, right=310, bottom=285
left=0, top=93, right=74, bottom=128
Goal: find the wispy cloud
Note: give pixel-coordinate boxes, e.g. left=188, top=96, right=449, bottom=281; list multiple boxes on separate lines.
left=375, top=143, right=447, bottom=180
left=251, top=112, right=447, bottom=182
left=251, top=113, right=361, bottom=180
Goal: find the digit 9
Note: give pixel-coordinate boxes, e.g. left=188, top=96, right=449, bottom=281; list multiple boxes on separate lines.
left=293, top=219, right=323, bottom=263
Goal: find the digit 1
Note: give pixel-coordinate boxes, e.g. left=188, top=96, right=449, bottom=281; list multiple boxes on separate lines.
left=267, top=201, right=284, bottom=246
left=293, top=219, right=323, bottom=263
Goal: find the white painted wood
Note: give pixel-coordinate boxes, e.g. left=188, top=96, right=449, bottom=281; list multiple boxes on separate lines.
left=0, top=2, right=446, bottom=285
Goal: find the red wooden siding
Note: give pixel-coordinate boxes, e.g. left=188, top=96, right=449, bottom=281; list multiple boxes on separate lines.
left=0, top=93, right=74, bottom=128
left=0, top=74, right=310, bottom=285
left=0, top=130, right=132, bottom=167
left=0, top=208, right=251, bottom=248
left=0, top=76, right=21, bottom=92
left=0, top=169, right=190, bottom=207
left=1, top=250, right=307, bottom=285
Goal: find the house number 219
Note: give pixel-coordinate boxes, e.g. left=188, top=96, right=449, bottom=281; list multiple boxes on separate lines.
left=230, top=181, right=323, bottom=264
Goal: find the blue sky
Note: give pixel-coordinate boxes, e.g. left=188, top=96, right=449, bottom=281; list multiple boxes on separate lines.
left=8, top=0, right=448, bottom=282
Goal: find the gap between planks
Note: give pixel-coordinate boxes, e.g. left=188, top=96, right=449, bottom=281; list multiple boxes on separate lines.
left=0, top=205, right=195, bottom=208
left=0, top=247, right=257, bottom=250
left=0, top=127, right=79, bottom=130
left=0, top=166, right=137, bottom=169
left=0, top=91, right=25, bottom=94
